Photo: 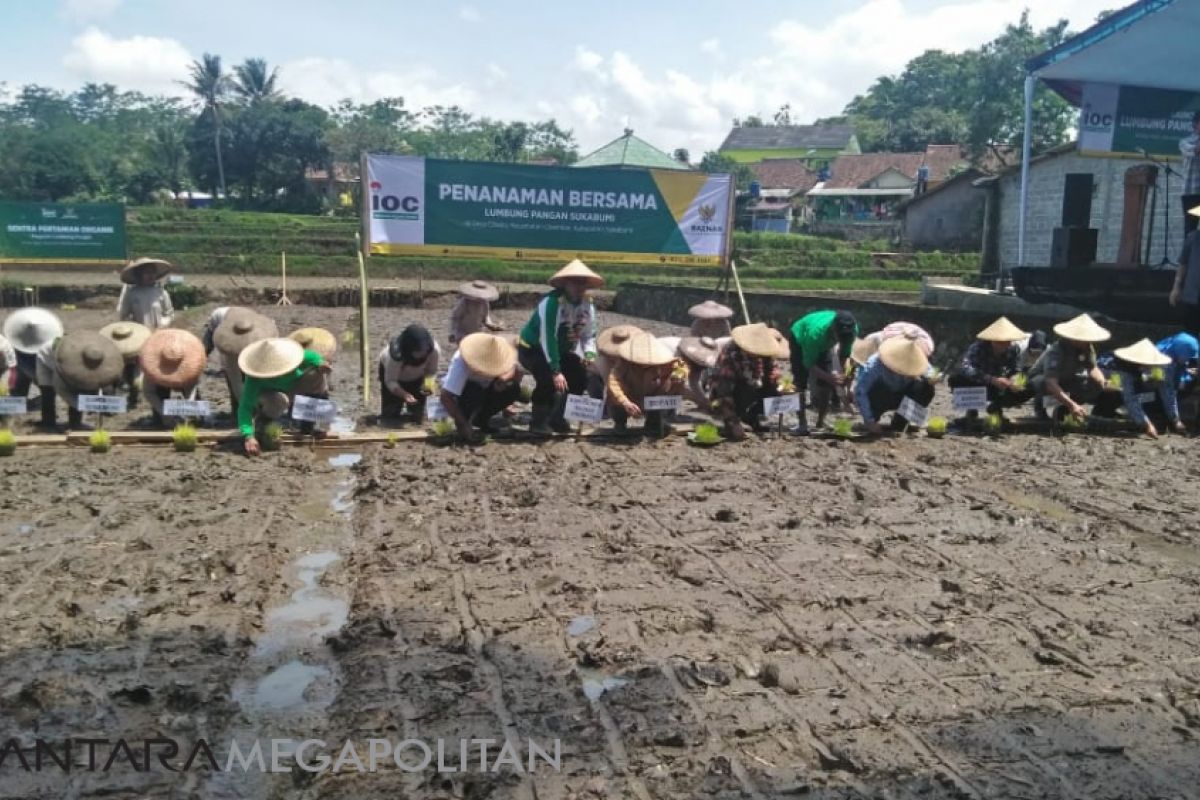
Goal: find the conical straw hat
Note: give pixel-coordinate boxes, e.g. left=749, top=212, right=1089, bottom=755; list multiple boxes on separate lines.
left=769, top=328, right=790, bottom=359
left=289, top=327, right=338, bottom=360
left=0, top=335, right=11, bottom=371
left=1113, top=338, right=1171, bottom=367
left=597, top=324, right=644, bottom=358
left=976, top=316, right=1028, bottom=342
left=1053, top=313, right=1111, bottom=343
left=459, top=332, right=518, bottom=378
left=878, top=334, right=929, bottom=378
left=1189, top=204, right=1200, bottom=218
left=850, top=336, right=879, bottom=366
left=120, top=257, right=173, bottom=284
left=549, top=259, right=604, bottom=289
left=238, top=337, right=306, bottom=380
left=618, top=331, right=675, bottom=366
left=214, top=308, right=278, bottom=356
left=731, top=323, right=779, bottom=358
left=458, top=280, right=500, bottom=301
left=688, top=300, right=734, bottom=320
left=99, top=321, right=151, bottom=358
left=56, top=331, right=124, bottom=391
left=679, top=336, right=720, bottom=368
left=2, top=307, right=64, bottom=354
left=139, top=329, right=206, bottom=389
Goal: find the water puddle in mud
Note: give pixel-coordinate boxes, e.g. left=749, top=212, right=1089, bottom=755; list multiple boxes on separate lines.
left=237, top=660, right=332, bottom=712
left=995, top=489, right=1081, bottom=523
left=567, top=615, right=597, bottom=636
left=1131, top=533, right=1200, bottom=569
left=329, top=416, right=357, bottom=435
left=328, top=451, right=362, bottom=515
left=580, top=668, right=630, bottom=702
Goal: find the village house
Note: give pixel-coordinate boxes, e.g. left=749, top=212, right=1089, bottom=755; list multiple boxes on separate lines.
left=573, top=129, right=690, bottom=171
left=807, top=145, right=969, bottom=224
left=718, top=124, right=859, bottom=169
left=897, top=168, right=988, bottom=252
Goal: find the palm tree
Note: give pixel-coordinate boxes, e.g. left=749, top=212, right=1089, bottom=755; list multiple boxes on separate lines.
left=181, top=54, right=231, bottom=198
left=232, top=58, right=281, bottom=104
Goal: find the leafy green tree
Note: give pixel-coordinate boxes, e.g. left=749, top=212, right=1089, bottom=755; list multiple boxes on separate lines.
left=673, top=147, right=690, bottom=165
left=699, top=151, right=754, bottom=190
left=182, top=54, right=232, bottom=197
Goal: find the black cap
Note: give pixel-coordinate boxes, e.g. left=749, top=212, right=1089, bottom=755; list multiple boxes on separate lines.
left=1028, top=330, right=1047, bottom=351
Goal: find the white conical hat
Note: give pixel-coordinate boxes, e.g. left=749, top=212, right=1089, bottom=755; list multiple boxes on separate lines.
left=617, top=332, right=676, bottom=366
left=1053, top=313, right=1110, bottom=344
left=549, top=259, right=604, bottom=289
left=238, top=337, right=306, bottom=380
left=458, top=333, right=518, bottom=378
left=3, top=307, right=64, bottom=354
left=1113, top=338, right=1171, bottom=367
left=976, top=316, right=1028, bottom=342
left=878, top=334, right=929, bottom=378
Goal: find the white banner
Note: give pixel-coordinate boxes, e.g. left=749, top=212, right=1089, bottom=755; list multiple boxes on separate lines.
left=763, top=393, right=801, bottom=416
left=162, top=399, right=210, bottom=418
left=78, top=395, right=126, bottom=414
left=952, top=387, right=989, bottom=412
left=564, top=394, right=605, bottom=424
left=367, top=155, right=426, bottom=248
left=643, top=395, right=682, bottom=412
left=292, top=395, right=337, bottom=425
left=0, top=397, right=28, bottom=415
left=898, top=397, right=929, bottom=427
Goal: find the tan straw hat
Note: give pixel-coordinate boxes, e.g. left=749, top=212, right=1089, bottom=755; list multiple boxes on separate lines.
left=688, top=300, right=734, bottom=320
left=1053, top=313, right=1111, bottom=344
left=850, top=336, right=879, bottom=366
left=1113, top=338, right=1171, bottom=367
left=878, top=334, right=930, bottom=378
left=120, top=257, right=173, bottom=284
left=769, top=328, right=790, bottom=359
left=1189, top=204, right=1200, bottom=218
left=459, top=332, right=518, bottom=378
left=549, top=259, right=604, bottom=289
left=3, top=307, right=64, bottom=354
left=214, top=308, right=278, bottom=356
left=139, top=329, right=206, bottom=389
left=976, top=316, right=1028, bottom=343
left=679, top=336, right=720, bottom=368
left=56, top=331, right=124, bottom=391
left=731, top=323, right=780, bottom=358
left=618, top=331, right=676, bottom=366
left=238, top=337, right=306, bottom=380
left=99, top=321, right=151, bottom=358
left=289, top=327, right=338, bottom=361
left=597, top=324, right=644, bottom=358
left=458, top=280, right=500, bottom=301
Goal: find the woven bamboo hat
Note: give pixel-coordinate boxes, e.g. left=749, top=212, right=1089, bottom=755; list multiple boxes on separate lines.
left=679, top=336, right=720, bottom=368
left=214, top=308, right=278, bottom=356
left=459, top=332, right=518, bottom=378
left=289, top=327, right=337, bottom=360
left=731, top=323, right=780, bottom=358
left=139, top=329, right=206, bottom=389
left=1189, top=204, right=1200, bottom=218
left=1053, top=313, right=1111, bottom=344
left=688, top=300, right=734, bottom=320
left=238, top=337, right=306, bottom=380
left=3, top=307, right=64, bottom=354
left=618, top=331, right=676, bottom=366
left=56, top=331, right=124, bottom=391
left=976, top=316, right=1028, bottom=343
left=1113, top=338, right=1171, bottom=367
left=850, top=336, right=880, bottom=366
left=769, top=328, right=790, bottom=359
left=549, top=259, right=604, bottom=289
left=597, top=324, right=644, bottom=358
left=878, top=334, right=929, bottom=378
left=120, top=257, right=172, bottom=284
left=458, top=280, right=500, bottom=301
left=99, top=321, right=151, bottom=358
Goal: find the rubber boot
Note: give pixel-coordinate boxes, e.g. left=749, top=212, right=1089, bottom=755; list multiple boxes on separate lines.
left=529, top=403, right=553, bottom=436
left=38, top=387, right=58, bottom=429
left=68, top=407, right=83, bottom=429
left=548, top=393, right=572, bottom=434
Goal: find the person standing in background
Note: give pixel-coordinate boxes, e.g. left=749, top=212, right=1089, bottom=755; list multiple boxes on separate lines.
left=1181, top=112, right=1200, bottom=237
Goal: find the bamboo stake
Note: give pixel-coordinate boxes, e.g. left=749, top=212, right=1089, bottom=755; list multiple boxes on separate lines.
left=356, top=231, right=371, bottom=407
left=276, top=250, right=292, bottom=305
left=729, top=259, right=751, bottom=324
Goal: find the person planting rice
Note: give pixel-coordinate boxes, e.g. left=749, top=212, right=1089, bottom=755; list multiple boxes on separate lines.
left=449, top=280, right=503, bottom=345
left=3, top=308, right=64, bottom=405
left=1151, top=332, right=1200, bottom=432
left=1092, top=339, right=1175, bottom=438
left=710, top=322, right=784, bottom=442
left=117, top=258, right=174, bottom=330
left=787, top=310, right=859, bottom=435
left=378, top=324, right=440, bottom=421
left=139, top=329, right=206, bottom=428
left=200, top=306, right=230, bottom=357
left=948, top=317, right=1035, bottom=420
left=213, top=308, right=278, bottom=420
left=440, top=332, right=523, bottom=443
left=238, top=338, right=330, bottom=456
left=36, top=331, right=124, bottom=429
left=99, top=321, right=151, bottom=409
left=1018, top=330, right=1048, bottom=371
left=606, top=331, right=687, bottom=436
left=517, top=259, right=603, bottom=435
left=290, top=328, right=337, bottom=363
left=1027, top=314, right=1112, bottom=421
left=688, top=300, right=735, bottom=339
left=854, top=333, right=936, bottom=435
left=1169, top=205, right=1200, bottom=335
left=591, top=324, right=642, bottom=398
left=0, top=333, right=14, bottom=393
left=675, top=336, right=722, bottom=408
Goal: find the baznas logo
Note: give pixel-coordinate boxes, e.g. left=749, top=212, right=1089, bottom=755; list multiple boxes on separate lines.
left=698, top=204, right=716, bottom=222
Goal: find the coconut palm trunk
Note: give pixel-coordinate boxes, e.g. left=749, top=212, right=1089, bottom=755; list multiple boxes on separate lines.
left=213, top=106, right=226, bottom=199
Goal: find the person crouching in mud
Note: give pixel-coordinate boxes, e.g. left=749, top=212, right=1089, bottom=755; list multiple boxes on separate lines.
left=517, top=259, right=603, bottom=435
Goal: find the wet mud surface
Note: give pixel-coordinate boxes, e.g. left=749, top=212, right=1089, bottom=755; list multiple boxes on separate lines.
left=1, top=303, right=1200, bottom=798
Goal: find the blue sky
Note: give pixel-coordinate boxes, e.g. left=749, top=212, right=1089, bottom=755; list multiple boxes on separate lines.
left=4, top=0, right=1116, bottom=153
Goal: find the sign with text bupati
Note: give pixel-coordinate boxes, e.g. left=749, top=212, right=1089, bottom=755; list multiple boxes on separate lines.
left=563, top=394, right=605, bottom=424
left=162, top=399, right=211, bottom=418
left=1078, top=83, right=1200, bottom=158
left=365, top=154, right=733, bottom=266
left=78, top=395, right=127, bottom=414
left=0, top=202, right=126, bottom=263
left=643, top=395, right=682, bottom=412
left=952, top=387, right=989, bottom=412
left=763, top=393, right=801, bottom=416
left=292, top=395, right=337, bottom=425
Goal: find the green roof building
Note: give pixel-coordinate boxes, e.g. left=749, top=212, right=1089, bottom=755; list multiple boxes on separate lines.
left=573, top=129, right=690, bottom=171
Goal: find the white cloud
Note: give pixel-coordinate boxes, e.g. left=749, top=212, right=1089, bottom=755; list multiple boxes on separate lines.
left=699, top=38, right=723, bottom=59
left=458, top=5, right=482, bottom=23
left=62, top=27, right=192, bottom=94
left=59, top=0, right=121, bottom=24
left=278, top=56, right=478, bottom=111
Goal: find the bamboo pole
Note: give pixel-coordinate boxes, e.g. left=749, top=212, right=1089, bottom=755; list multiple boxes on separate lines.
left=356, top=231, right=371, bottom=408
left=729, top=259, right=751, bottom=324
left=276, top=250, right=292, bottom=305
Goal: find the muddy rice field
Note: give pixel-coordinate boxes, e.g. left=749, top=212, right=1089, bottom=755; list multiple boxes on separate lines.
left=2, top=299, right=1200, bottom=799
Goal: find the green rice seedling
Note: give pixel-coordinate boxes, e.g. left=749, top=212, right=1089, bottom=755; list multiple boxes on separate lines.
left=422, top=376, right=437, bottom=395
left=984, top=412, right=1003, bottom=436
left=172, top=423, right=198, bottom=453
left=385, top=432, right=399, bottom=449
left=89, top=429, right=111, bottom=454
left=341, top=330, right=356, bottom=346
left=1148, top=366, right=1166, bottom=383
left=1062, top=413, right=1087, bottom=433
left=1106, top=373, right=1123, bottom=391
left=779, top=375, right=796, bottom=394
left=261, top=422, right=284, bottom=451
left=832, top=418, right=854, bottom=439
left=1011, top=373, right=1028, bottom=391
left=0, top=382, right=8, bottom=397
left=0, top=429, right=15, bottom=457
left=430, top=419, right=455, bottom=439
left=690, top=422, right=722, bottom=445
left=926, top=416, right=948, bottom=438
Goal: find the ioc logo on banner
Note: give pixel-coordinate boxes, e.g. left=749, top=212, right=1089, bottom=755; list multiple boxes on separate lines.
left=370, top=181, right=421, bottom=219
